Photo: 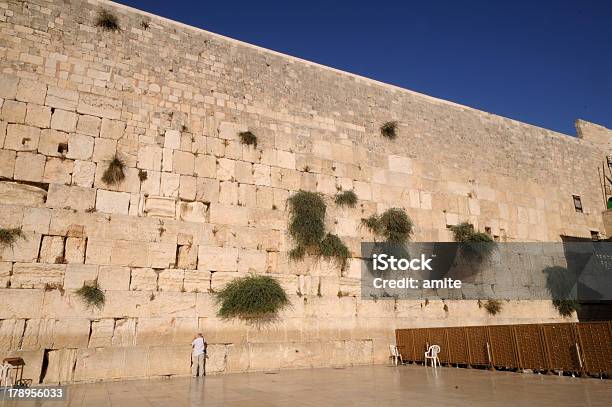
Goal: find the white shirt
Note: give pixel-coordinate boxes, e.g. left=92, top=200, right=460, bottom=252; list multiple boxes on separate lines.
left=192, top=337, right=206, bottom=356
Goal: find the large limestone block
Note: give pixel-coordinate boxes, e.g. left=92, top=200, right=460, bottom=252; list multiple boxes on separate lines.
left=164, top=129, right=181, bottom=149
left=64, top=264, right=98, bottom=289
left=136, top=317, right=197, bottom=346
left=160, top=172, right=180, bottom=197
left=183, top=270, right=211, bottom=293
left=148, top=292, right=197, bottom=318
left=39, top=235, right=65, bottom=264
left=0, top=289, right=44, bottom=319
left=24, top=104, right=51, bottom=128
left=46, top=184, right=95, bottom=211
left=194, top=154, right=216, bottom=178
left=0, top=149, right=16, bottom=178
left=67, top=133, right=94, bottom=160
left=65, top=237, right=86, bottom=263
left=73, top=347, right=129, bottom=381
left=178, top=201, right=208, bottom=223
left=0, top=232, right=42, bottom=263
left=52, top=318, right=91, bottom=348
left=198, top=246, right=239, bottom=272
left=144, top=195, right=176, bottom=218
left=16, top=79, right=46, bottom=104
left=147, top=345, right=190, bottom=377
left=5, top=124, right=40, bottom=151
left=45, top=86, right=78, bottom=111
left=173, top=150, right=195, bottom=174
left=77, top=93, right=122, bottom=120
left=179, top=175, right=196, bottom=201
left=43, top=348, right=78, bottom=384
left=208, top=203, right=249, bottom=226
left=100, top=118, right=126, bottom=140
left=96, top=189, right=130, bottom=214
left=0, top=319, right=25, bottom=351
left=0, top=262, right=10, bottom=288
left=237, top=249, right=267, bottom=273
left=0, top=181, right=46, bottom=206
left=0, top=75, right=18, bottom=99
left=11, top=262, right=65, bottom=289
left=224, top=343, right=251, bottom=373
left=177, top=244, right=198, bottom=269
left=71, top=160, right=96, bottom=188
left=112, top=318, right=137, bottom=346
left=137, top=145, right=162, bottom=171
left=148, top=242, right=177, bottom=268
left=130, top=268, right=157, bottom=291
left=14, top=152, right=45, bottom=182
left=1, top=100, right=26, bottom=123
left=43, top=157, right=74, bottom=184
left=111, top=240, right=149, bottom=267
left=76, top=114, right=101, bottom=137
left=88, top=319, right=114, bottom=348
left=97, top=266, right=130, bottom=291
left=22, top=207, right=51, bottom=234
left=38, top=129, right=68, bottom=157
left=50, top=109, right=77, bottom=132
left=158, top=269, right=185, bottom=292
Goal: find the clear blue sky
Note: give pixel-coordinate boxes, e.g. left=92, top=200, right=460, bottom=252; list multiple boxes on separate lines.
left=116, top=0, right=611, bottom=136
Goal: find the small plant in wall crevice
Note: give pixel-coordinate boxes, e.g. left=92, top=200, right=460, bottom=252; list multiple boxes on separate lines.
left=215, top=274, right=289, bottom=320
left=380, top=121, right=398, bottom=140
left=334, top=190, right=358, bottom=208
left=0, top=227, right=25, bottom=247
left=76, top=281, right=105, bottom=309
left=552, top=299, right=580, bottom=317
left=238, top=131, right=257, bottom=147
left=483, top=299, right=502, bottom=316
left=95, top=9, right=120, bottom=31
left=102, top=154, right=126, bottom=185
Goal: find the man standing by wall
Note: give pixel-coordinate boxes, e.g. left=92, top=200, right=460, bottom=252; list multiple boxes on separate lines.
left=191, top=333, right=207, bottom=377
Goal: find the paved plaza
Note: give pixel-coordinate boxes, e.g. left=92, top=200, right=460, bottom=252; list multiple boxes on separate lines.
left=1, top=364, right=610, bottom=406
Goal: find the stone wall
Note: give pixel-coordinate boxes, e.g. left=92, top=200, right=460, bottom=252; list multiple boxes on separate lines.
left=0, top=0, right=610, bottom=383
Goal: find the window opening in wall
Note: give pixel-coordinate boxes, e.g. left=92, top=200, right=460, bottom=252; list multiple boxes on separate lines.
left=573, top=195, right=583, bottom=213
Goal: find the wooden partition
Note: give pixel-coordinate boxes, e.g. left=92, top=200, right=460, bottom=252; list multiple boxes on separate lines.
left=395, top=322, right=611, bottom=375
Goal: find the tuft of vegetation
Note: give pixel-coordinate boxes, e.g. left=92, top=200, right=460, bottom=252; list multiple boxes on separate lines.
left=76, top=281, right=105, bottom=309
left=361, top=208, right=413, bottom=244
left=334, top=190, right=358, bottom=208
left=138, top=169, right=148, bottom=182
left=140, top=20, right=150, bottom=30
left=380, top=121, right=398, bottom=140
left=239, top=131, right=258, bottom=147
left=0, top=228, right=25, bottom=247
left=286, top=190, right=351, bottom=269
left=319, top=233, right=350, bottom=269
left=215, top=274, right=289, bottom=319
left=95, top=9, right=120, bottom=31
left=102, top=154, right=126, bottom=185
left=483, top=299, right=502, bottom=316
left=553, top=299, right=580, bottom=317
left=450, top=222, right=495, bottom=260
left=287, top=191, right=326, bottom=248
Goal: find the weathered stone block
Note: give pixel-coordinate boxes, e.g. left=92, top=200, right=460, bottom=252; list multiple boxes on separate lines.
left=130, top=268, right=157, bottom=291
left=194, top=154, right=216, bottom=178
left=24, top=104, right=51, bottom=128
left=96, top=189, right=131, bottom=214
left=183, top=270, right=210, bottom=293
left=0, top=75, right=18, bottom=99
left=100, top=118, right=126, bottom=139
left=65, top=237, right=86, bottom=263
left=38, top=128, right=68, bottom=157
left=64, top=264, right=98, bottom=289
left=0, top=149, right=16, bottom=178
left=1, top=100, right=26, bottom=123
left=158, top=269, right=185, bottom=292
left=14, top=152, right=45, bottom=182
left=178, top=201, right=207, bottom=223
left=0, top=262, right=11, bottom=288
left=137, top=145, right=162, bottom=171
left=45, top=86, right=78, bottom=111
left=92, top=137, right=117, bottom=162
left=97, top=266, right=130, bottom=291
left=179, top=175, right=196, bottom=200
left=71, top=160, right=96, bottom=188
left=196, top=178, right=219, bottom=203
left=144, top=196, right=176, bottom=218
left=177, top=244, right=198, bottom=269
left=67, top=133, right=94, bottom=160
left=5, top=123, right=40, bottom=151
left=46, top=184, right=96, bottom=211
left=148, top=242, right=176, bottom=268
left=76, top=114, right=101, bottom=136
left=50, top=109, right=78, bottom=132
left=77, top=93, right=122, bottom=120
left=173, top=150, right=195, bottom=175
left=164, top=129, right=181, bottom=149
left=11, top=262, right=65, bottom=288
left=16, top=79, right=46, bottom=104
left=198, top=246, right=239, bottom=272
left=43, top=157, right=74, bottom=184
left=0, top=232, right=41, bottom=263
left=39, top=235, right=65, bottom=264
left=209, top=203, right=249, bottom=226
left=161, top=172, right=180, bottom=197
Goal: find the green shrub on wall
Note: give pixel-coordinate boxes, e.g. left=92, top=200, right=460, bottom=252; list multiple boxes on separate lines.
left=449, top=222, right=495, bottom=260
left=483, top=299, right=502, bottom=315
left=334, top=190, right=358, bottom=207
left=287, top=190, right=351, bottom=269
left=552, top=299, right=580, bottom=317
left=95, top=9, right=120, bottom=31
left=216, top=274, right=289, bottom=319
left=0, top=228, right=25, bottom=247
left=102, top=155, right=126, bottom=185
left=238, top=131, right=258, bottom=147
left=76, top=281, right=105, bottom=309
left=380, top=121, right=398, bottom=140
left=361, top=208, right=413, bottom=244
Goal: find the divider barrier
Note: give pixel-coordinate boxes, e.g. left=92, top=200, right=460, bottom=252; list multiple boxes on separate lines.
left=395, top=322, right=611, bottom=376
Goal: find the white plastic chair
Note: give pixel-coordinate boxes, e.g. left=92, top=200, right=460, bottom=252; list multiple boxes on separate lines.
left=0, top=362, right=13, bottom=388
left=424, top=345, right=441, bottom=368
left=389, top=345, right=404, bottom=366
